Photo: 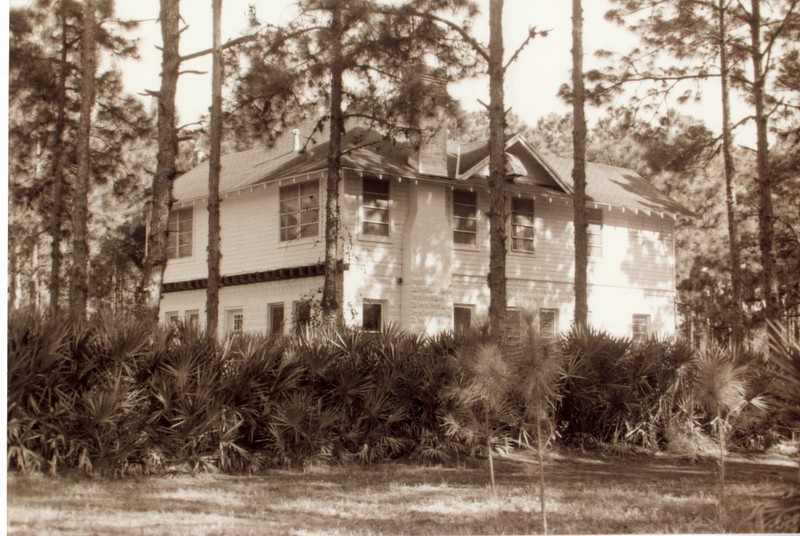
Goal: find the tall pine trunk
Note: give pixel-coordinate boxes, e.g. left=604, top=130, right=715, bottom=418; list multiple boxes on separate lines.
left=321, top=0, right=344, bottom=321
left=207, top=0, right=223, bottom=336
left=747, top=0, right=778, bottom=332
left=718, top=0, right=744, bottom=346
left=49, top=3, right=69, bottom=317
left=571, top=0, right=588, bottom=331
left=70, top=0, right=96, bottom=322
left=142, top=0, right=181, bottom=317
left=487, top=0, right=507, bottom=335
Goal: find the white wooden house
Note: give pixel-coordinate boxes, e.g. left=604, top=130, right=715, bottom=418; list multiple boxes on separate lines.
left=159, top=121, right=690, bottom=340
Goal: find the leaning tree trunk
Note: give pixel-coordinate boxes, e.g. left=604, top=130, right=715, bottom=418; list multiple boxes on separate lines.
left=748, top=0, right=778, bottom=333
left=49, top=3, right=69, bottom=317
left=70, top=0, right=96, bottom=322
left=206, top=0, right=223, bottom=336
left=141, top=0, right=181, bottom=318
left=571, top=0, right=588, bottom=331
left=321, top=0, right=345, bottom=321
left=718, top=0, right=744, bottom=347
left=487, top=0, right=507, bottom=336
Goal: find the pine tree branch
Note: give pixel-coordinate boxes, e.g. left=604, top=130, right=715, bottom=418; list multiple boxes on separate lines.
left=181, top=33, right=259, bottom=62
left=503, top=27, right=548, bottom=72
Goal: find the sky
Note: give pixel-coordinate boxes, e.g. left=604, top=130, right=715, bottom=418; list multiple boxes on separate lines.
left=9, top=0, right=747, bottom=143
left=111, top=0, right=652, bottom=129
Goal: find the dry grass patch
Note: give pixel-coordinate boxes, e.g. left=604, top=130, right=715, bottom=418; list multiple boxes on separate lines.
left=8, top=451, right=798, bottom=535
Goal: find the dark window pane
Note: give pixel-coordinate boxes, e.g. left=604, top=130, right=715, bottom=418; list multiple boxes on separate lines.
left=454, top=306, right=472, bottom=333
left=363, top=302, right=382, bottom=332
left=363, top=222, right=389, bottom=236
left=456, top=218, right=477, bottom=232
left=454, top=231, right=476, bottom=245
left=453, top=190, right=476, bottom=205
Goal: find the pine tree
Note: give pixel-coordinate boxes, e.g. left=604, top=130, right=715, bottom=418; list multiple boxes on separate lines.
left=571, top=0, right=588, bottom=331
left=206, top=0, right=224, bottom=335
left=70, top=0, right=97, bottom=321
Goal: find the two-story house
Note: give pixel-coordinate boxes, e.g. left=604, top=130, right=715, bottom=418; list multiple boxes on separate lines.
left=159, top=120, right=690, bottom=340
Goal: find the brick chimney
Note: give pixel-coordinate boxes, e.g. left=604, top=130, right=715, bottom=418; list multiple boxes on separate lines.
left=407, top=71, right=449, bottom=177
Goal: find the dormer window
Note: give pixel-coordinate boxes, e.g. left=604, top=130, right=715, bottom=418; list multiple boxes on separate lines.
left=280, top=180, right=319, bottom=241
left=362, top=177, right=390, bottom=236
left=167, top=207, right=193, bottom=259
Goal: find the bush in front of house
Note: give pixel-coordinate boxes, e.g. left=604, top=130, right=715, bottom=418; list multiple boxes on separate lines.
left=7, top=309, right=785, bottom=476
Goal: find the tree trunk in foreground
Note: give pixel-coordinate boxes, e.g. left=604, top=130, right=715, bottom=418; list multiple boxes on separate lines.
left=747, top=0, right=778, bottom=333
left=321, top=0, right=344, bottom=322
left=718, top=0, right=744, bottom=347
left=206, top=0, right=223, bottom=336
left=141, top=0, right=181, bottom=318
left=487, top=0, right=507, bottom=336
left=49, top=3, right=69, bottom=317
left=571, top=0, right=588, bottom=331
left=70, top=0, right=96, bottom=322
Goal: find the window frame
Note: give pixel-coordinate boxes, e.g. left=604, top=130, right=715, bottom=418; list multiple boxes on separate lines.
left=185, top=310, right=200, bottom=328
left=166, top=206, right=194, bottom=260
left=453, top=304, right=474, bottom=334
left=362, top=176, right=391, bottom=237
left=539, top=308, right=559, bottom=340
left=453, top=189, right=478, bottom=246
left=225, top=308, right=244, bottom=337
left=279, top=180, right=320, bottom=242
left=510, top=196, right=535, bottom=253
left=268, top=302, right=285, bottom=336
left=165, top=311, right=180, bottom=326
left=632, top=314, right=650, bottom=342
left=362, top=299, right=384, bottom=333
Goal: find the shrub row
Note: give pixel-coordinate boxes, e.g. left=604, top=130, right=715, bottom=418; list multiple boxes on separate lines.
left=7, top=309, right=786, bottom=476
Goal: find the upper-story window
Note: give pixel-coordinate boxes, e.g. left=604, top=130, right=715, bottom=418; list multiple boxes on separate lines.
left=280, top=180, right=319, bottom=241
left=362, top=177, right=390, bottom=236
left=453, top=190, right=477, bottom=246
left=511, top=197, right=535, bottom=253
left=166, top=207, right=193, bottom=260
left=587, top=208, right=603, bottom=258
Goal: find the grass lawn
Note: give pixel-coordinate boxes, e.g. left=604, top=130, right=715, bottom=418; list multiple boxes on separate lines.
left=7, top=451, right=798, bottom=535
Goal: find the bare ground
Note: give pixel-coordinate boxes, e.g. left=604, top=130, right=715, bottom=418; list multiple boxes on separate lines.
left=7, top=451, right=799, bottom=535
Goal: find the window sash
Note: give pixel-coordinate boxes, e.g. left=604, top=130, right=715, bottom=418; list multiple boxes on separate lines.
left=453, top=305, right=473, bottom=333
left=453, top=190, right=477, bottom=245
left=511, top=197, right=535, bottom=252
left=632, top=314, right=650, bottom=341
left=280, top=181, right=319, bottom=241
left=539, top=309, right=558, bottom=339
left=363, top=178, right=390, bottom=236
left=269, top=303, right=284, bottom=335
left=166, top=207, right=193, bottom=259
left=362, top=301, right=383, bottom=332
left=587, top=208, right=603, bottom=257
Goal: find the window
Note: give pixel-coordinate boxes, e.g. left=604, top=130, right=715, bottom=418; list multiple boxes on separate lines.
left=453, top=305, right=473, bottom=334
left=165, top=311, right=180, bottom=326
left=362, top=177, right=390, bottom=236
left=280, top=180, right=319, bottom=241
left=226, top=309, right=244, bottom=336
left=511, top=197, right=535, bottom=252
left=185, top=310, right=200, bottom=328
left=362, top=300, right=383, bottom=332
left=269, top=303, right=285, bottom=335
left=587, top=208, right=603, bottom=258
left=166, top=207, right=193, bottom=259
left=632, top=314, right=650, bottom=342
left=453, top=190, right=477, bottom=245
left=539, top=309, right=559, bottom=340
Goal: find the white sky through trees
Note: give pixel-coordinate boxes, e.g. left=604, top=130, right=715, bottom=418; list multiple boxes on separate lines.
left=8, top=0, right=753, bottom=144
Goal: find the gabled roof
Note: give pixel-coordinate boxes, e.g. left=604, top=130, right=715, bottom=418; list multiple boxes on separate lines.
left=172, top=126, right=690, bottom=217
